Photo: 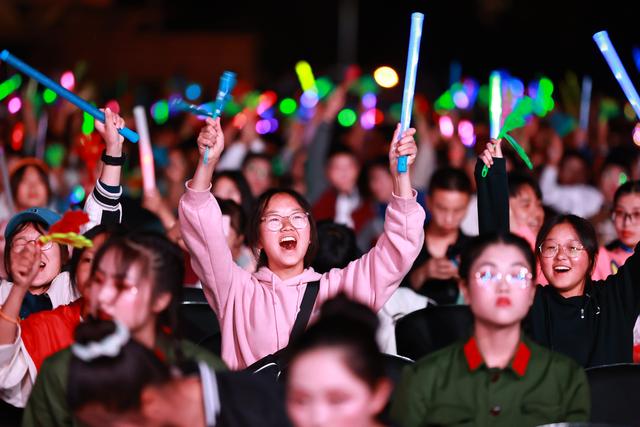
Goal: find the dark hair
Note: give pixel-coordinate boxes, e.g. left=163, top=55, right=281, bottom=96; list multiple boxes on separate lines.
left=286, top=294, right=384, bottom=390
left=90, top=232, right=185, bottom=340
left=327, top=144, right=359, bottom=163
left=459, top=232, right=537, bottom=284
left=508, top=171, right=542, bottom=201
left=213, top=170, right=255, bottom=219
left=218, top=199, right=246, bottom=237
left=613, top=180, right=640, bottom=207
left=247, top=189, right=318, bottom=269
left=68, top=319, right=170, bottom=413
left=428, top=167, right=472, bottom=196
left=68, top=224, right=127, bottom=289
left=312, top=221, right=362, bottom=273
left=535, top=214, right=598, bottom=278
left=4, top=221, right=70, bottom=283
left=9, top=164, right=52, bottom=206
left=242, top=152, right=273, bottom=170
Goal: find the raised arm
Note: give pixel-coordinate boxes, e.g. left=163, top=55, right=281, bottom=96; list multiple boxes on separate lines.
left=84, top=108, right=125, bottom=229
left=179, top=118, right=253, bottom=313
left=475, top=139, right=510, bottom=235
left=0, top=243, right=40, bottom=407
left=323, top=125, right=425, bottom=310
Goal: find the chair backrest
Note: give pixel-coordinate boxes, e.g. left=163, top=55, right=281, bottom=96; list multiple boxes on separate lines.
left=585, top=363, right=640, bottom=425
left=395, top=305, right=473, bottom=361
left=179, top=287, right=221, bottom=356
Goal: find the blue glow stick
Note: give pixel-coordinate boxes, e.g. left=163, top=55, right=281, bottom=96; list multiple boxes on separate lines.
left=593, top=31, right=640, bottom=119
left=172, top=99, right=215, bottom=118
left=579, top=76, right=592, bottom=130
left=0, top=50, right=139, bottom=143
left=632, top=47, right=640, bottom=74
left=397, top=12, right=424, bottom=173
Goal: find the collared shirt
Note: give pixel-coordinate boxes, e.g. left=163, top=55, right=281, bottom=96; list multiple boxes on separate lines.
left=391, top=335, right=590, bottom=427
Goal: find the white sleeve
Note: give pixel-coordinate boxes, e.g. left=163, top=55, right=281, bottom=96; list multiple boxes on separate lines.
left=540, top=166, right=604, bottom=218
left=0, top=325, right=37, bottom=408
left=83, top=180, right=123, bottom=231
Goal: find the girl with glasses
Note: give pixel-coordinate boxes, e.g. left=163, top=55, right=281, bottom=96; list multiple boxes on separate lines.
left=392, top=232, right=590, bottom=426
left=179, top=117, right=425, bottom=369
left=478, top=139, right=640, bottom=367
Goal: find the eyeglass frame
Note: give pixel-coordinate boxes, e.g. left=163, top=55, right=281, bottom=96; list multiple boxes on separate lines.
left=538, top=240, right=585, bottom=258
left=11, top=237, right=53, bottom=252
left=473, top=267, right=533, bottom=290
left=611, top=209, right=640, bottom=225
left=260, top=212, right=310, bottom=232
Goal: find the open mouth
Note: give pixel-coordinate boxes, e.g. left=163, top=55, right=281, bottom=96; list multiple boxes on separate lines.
left=279, top=236, right=297, bottom=250
left=38, top=261, right=46, bottom=271
left=553, top=265, right=571, bottom=274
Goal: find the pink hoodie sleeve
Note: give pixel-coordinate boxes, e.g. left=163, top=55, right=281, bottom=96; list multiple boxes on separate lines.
left=322, top=191, right=426, bottom=311
left=179, top=182, right=253, bottom=313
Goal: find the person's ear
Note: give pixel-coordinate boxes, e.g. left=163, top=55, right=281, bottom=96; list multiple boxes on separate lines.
left=369, top=378, right=393, bottom=416
left=152, top=291, right=172, bottom=314
left=459, top=279, right=470, bottom=303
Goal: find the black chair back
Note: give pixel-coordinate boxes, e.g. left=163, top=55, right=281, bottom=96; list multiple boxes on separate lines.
left=179, top=287, right=221, bottom=356
left=585, top=363, right=640, bottom=426
left=395, top=305, right=473, bottom=361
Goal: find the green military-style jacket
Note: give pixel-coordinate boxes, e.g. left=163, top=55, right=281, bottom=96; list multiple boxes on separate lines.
left=21, top=336, right=226, bottom=427
left=391, top=335, right=590, bottom=427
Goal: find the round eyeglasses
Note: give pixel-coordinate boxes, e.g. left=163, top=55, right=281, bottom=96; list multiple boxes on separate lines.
left=474, top=267, right=532, bottom=290
left=538, top=240, right=585, bottom=258
left=261, top=212, right=310, bottom=232
left=11, top=237, right=53, bottom=252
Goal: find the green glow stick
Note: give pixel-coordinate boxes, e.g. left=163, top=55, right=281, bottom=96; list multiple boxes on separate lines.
left=481, top=96, right=534, bottom=177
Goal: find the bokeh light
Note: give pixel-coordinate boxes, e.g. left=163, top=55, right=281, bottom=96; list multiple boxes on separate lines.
left=362, top=93, right=377, bottom=109
left=82, top=112, right=94, bottom=135
left=337, top=108, right=357, bottom=127
left=151, top=100, right=169, bottom=125
left=439, top=115, right=455, bottom=138
left=185, top=83, right=202, bottom=101
left=69, top=185, right=86, bottom=204
left=300, top=90, right=319, bottom=109
left=11, top=122, right=24, bottom=151
left=60, top=71, right=75, bottom=91
left=373, top=66, right=399, bottom=88
left=7, top=97, right=22, bottom=114
left=0, top=75, right=22, bottom=101
left=279, top=98, right=297, bottom=116
left=43, top=88, right=58, bottom=104
left=458, top=119, right=476, bottom=147
left=633, top=123, right=640, bottom=146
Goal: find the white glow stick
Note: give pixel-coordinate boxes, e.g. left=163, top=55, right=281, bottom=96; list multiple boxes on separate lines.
left=133, top=106, right=156, bottom=194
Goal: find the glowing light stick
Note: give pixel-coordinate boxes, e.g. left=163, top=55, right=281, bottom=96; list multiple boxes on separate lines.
left=0, top=50, right=139, bottom=143
left=489, top=71, right=502, bottom=139
left=593, top=31, right=640, bottom=119
left=0, top=147, right=15, bottom=215
left=579, top=76, right=592, bottom=131
left=482, top=97, right=535, bottom=177
left=295, top=61, right=317, bottom=93
left=397, top=12, right=424, bottom=173
left=134, top=106, right=156, bottom=194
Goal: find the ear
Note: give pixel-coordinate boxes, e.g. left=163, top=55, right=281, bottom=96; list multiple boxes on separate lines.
left=151, top=291, right=172, bottom=314
left=459, top=280, right=470, bottom=303
left=369, top=378, right=393, bottom=416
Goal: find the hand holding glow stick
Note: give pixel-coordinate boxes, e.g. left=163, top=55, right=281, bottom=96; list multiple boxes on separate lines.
left=593, top=31, right=640, bottom=119
left=0, top=50, right=139, bottom=143
left=133, top=106, right=156, bottom=194
left=397, top=12, right=424, bottom=173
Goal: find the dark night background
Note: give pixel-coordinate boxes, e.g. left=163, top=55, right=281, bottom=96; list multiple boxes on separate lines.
left=2, top=0, right=640, bottom=99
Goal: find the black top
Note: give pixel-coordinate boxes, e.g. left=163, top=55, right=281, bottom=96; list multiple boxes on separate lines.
left=401, top=231, right=469, bottom=305
left=475, top=159, right=640, bottom=367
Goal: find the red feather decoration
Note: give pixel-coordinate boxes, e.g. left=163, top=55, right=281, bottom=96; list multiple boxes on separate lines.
left=49, top=211, right=90, bottom=234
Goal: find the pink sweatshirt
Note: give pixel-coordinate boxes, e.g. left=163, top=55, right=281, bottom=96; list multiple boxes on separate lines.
left=179, top=183, right=426, bottom=369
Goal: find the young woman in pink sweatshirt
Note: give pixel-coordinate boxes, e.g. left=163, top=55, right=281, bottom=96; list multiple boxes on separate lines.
left=179, top=117, right=426, bottom=369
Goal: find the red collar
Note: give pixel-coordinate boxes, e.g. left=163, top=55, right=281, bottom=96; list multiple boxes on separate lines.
left=463, top=336, right=531, bottom=377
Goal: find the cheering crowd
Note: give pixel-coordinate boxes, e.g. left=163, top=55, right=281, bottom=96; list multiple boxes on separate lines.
left=0, top=55, right=639, bottom=427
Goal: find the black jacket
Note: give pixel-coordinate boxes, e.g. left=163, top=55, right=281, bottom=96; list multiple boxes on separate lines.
left=475, top=159, right=640, bottom=367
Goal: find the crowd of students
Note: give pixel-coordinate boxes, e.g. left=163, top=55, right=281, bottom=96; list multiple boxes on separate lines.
left=0, top=57, right=639, bottom=426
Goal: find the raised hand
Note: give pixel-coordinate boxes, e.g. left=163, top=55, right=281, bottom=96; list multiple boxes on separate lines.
left=479, top=138, right=503, bottom=169
left=197, top=117, right=225, bottom=166
left=389, top=124, right=418, bottom=177
left=11, top=241, right=42, bottom=289
left=95, top=107, right=125, bottom=156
